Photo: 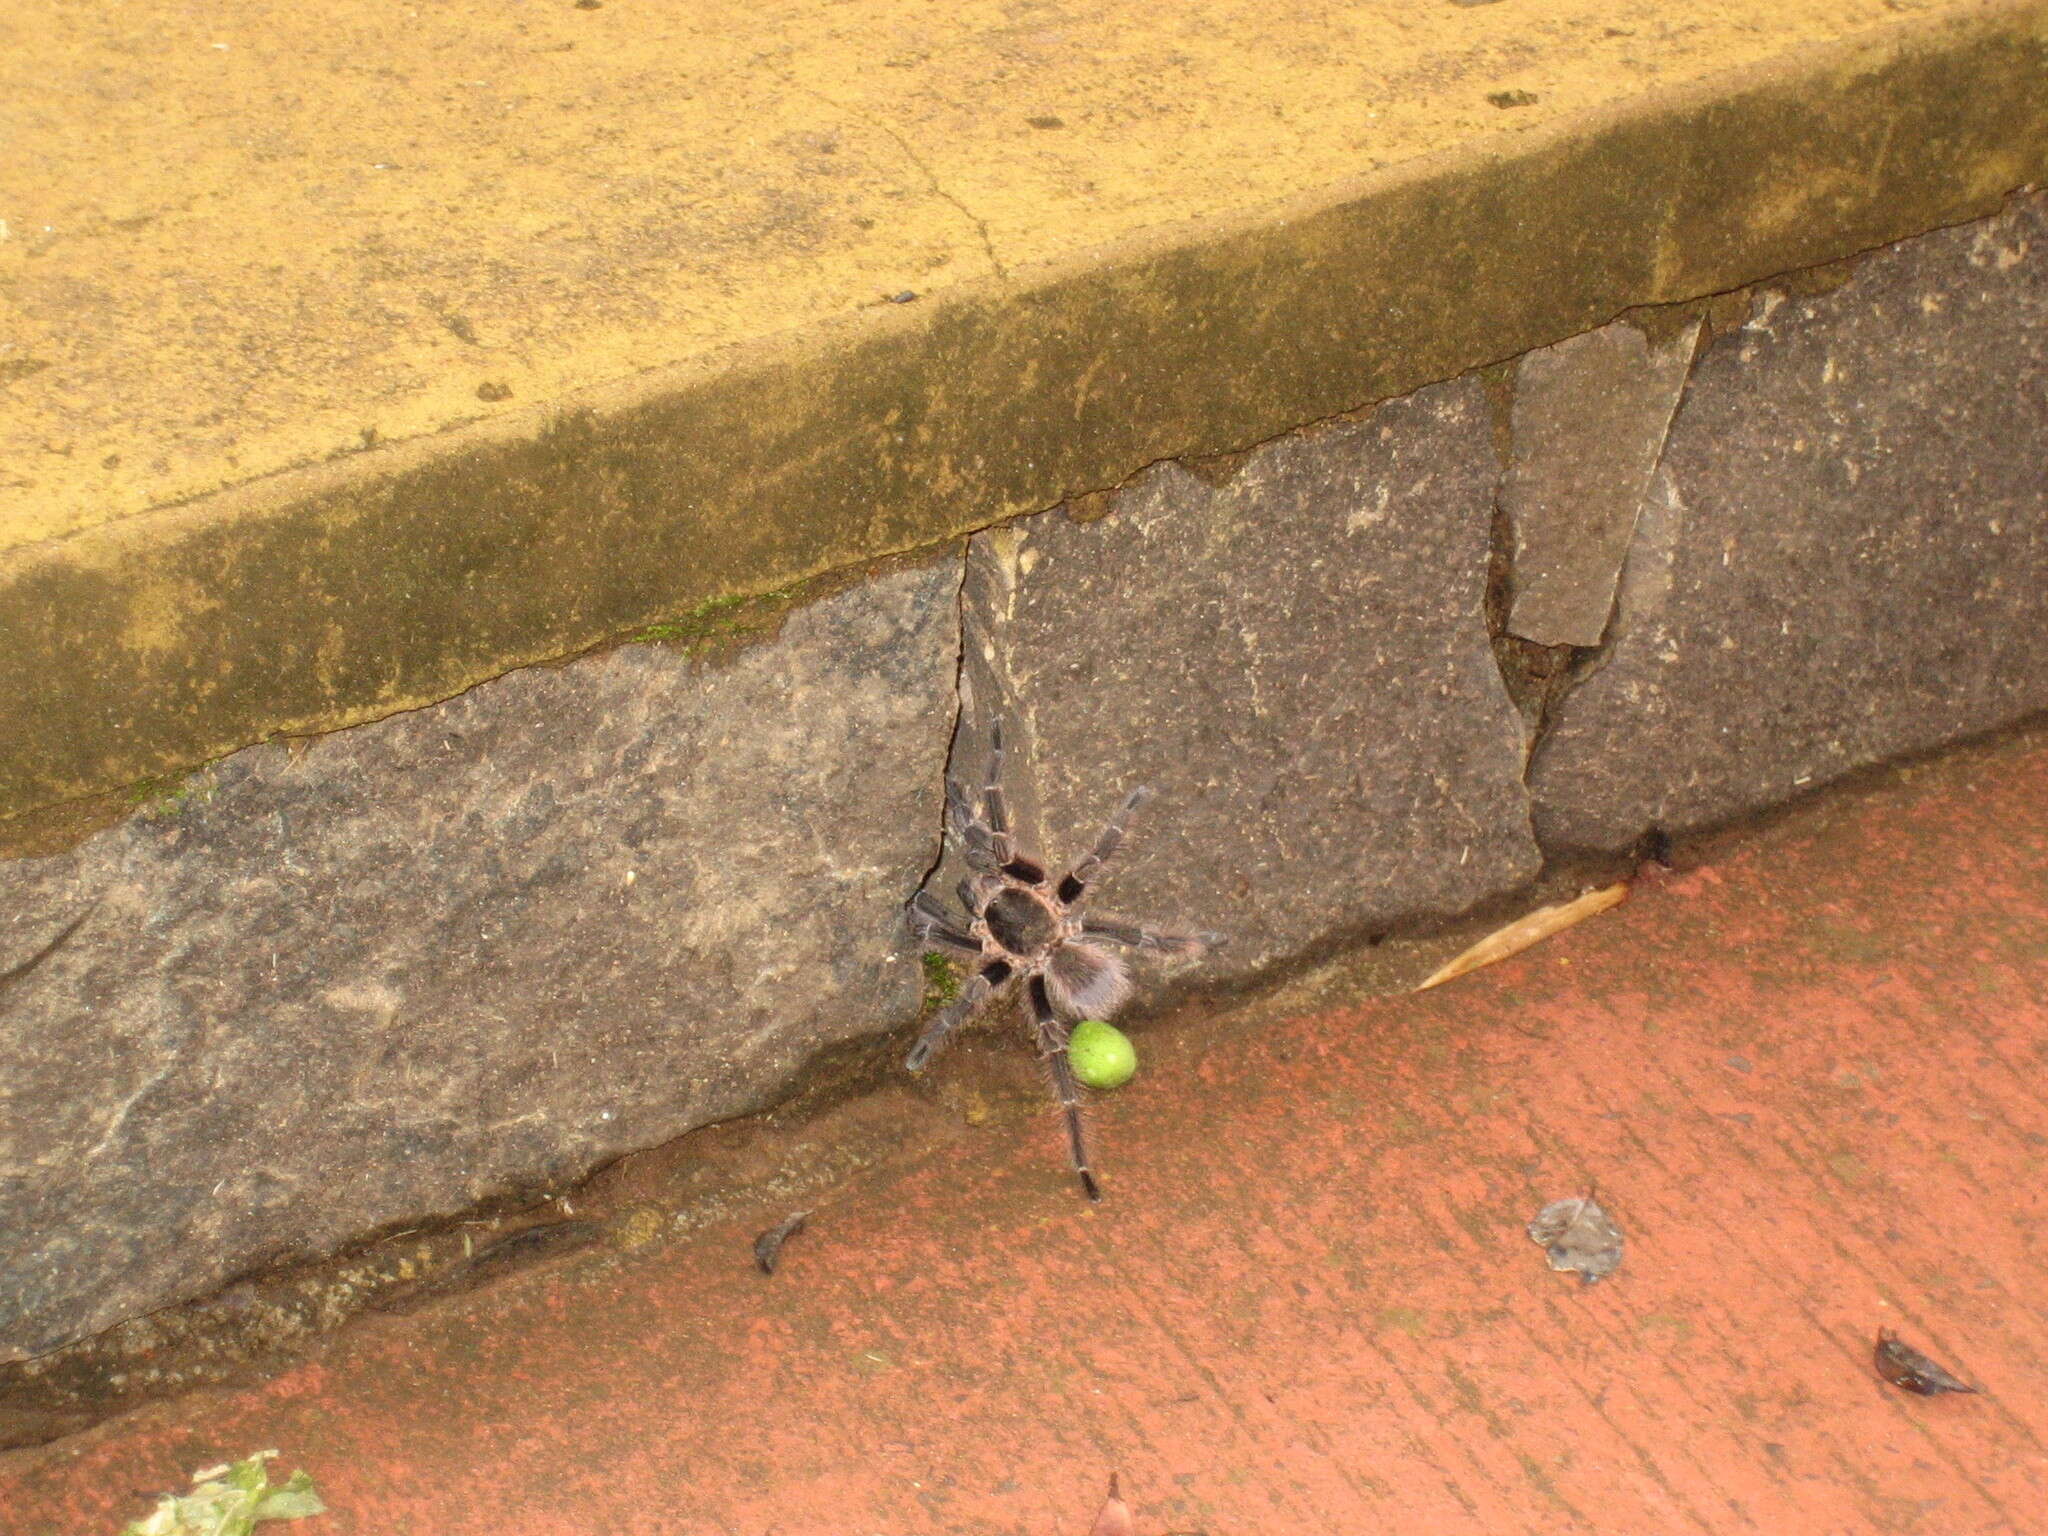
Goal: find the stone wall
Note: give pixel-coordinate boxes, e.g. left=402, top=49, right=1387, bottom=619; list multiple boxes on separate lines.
left=1529, top=202, right=2048, bottom=846
left=3, top=191, right=2043, bottom=1363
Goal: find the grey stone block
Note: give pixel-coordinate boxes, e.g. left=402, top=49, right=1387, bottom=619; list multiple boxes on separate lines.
left=1505, top=318, right=1699, bottom=648
left=1530, top=193, right=2048, bottom=851
left=941, top=377, right=1540, bottom=986
left=0, top=564, right=957, bottom=1361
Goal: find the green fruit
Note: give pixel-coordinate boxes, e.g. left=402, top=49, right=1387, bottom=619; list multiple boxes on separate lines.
left=1068, top=1019, right=1138, bottom=1090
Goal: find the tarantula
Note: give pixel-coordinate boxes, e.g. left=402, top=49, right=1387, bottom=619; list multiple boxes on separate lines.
left=905, top=716, right=1221, bottom=1201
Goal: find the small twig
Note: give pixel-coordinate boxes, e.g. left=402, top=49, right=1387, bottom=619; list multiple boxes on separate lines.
left=1414, top=884, right=1626, bottom=991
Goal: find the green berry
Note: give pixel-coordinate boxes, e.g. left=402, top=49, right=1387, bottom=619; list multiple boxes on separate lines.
left=1067, top=1019, right=1138, bottom=1090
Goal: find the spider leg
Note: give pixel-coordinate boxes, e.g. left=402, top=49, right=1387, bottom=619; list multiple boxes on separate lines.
left=907, top=891, right=979, bottom=954
left=945, top=718, right=1030, bottom=873
left=974, top=720, right=1048, bottom=876
left=1080, top=916, right=1224, bottom=958
left=1055, top=786, right=1154, bottom=905
left=1026, top=974, right=1101, bottom=1202
left=944, top=696, right=1051, bottom=883
left=906, top=959, right=1012, bottom=1072
left=946, top=778, right=1002, bottom=874
left=980, top=719, right=1020, bottom=866
left=960, top=873, right=1007, bottom=917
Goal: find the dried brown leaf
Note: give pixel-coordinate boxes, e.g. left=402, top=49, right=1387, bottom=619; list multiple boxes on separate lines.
left=1415, top=885, right=1627, bottom=991
left=753, top=1211, right=811, bottom=1275
left=1088, top=1473, right=1135, bottom=1536
left=1874, top=1329, right=1980, bottom=1396
left=1528, top=1193, right=1624, bottom=1284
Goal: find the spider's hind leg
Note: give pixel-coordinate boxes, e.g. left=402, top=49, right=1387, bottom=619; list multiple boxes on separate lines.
left=1080, top=916, right=1224, bottom=958
left=1025, top=975, right=1101, bottom=1202
left=907, top=959, right=1011, bottom=1072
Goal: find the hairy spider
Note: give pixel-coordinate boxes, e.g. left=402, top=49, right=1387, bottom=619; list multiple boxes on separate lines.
left=905, top=716, right=1221, bottom=1201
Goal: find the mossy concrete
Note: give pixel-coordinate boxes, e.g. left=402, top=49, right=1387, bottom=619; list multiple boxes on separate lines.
left=3, top=1, right=2046, bottom=821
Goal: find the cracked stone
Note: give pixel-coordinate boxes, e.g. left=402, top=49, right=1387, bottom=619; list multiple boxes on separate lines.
left=1530, top=193, right=2048, bottom=851
left=0, top=564, right=956, bottom=1361
left=1505, top=317, right=1699, bottom=648
left=942, top=376, right=1540, bottom=987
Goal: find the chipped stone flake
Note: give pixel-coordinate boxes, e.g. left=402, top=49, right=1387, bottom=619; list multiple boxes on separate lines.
left=1505, top=318, right=1698, bottom=648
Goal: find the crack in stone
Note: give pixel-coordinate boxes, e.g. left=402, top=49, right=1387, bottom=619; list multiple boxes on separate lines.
left=914, top=542, right=975, bottom=900
left=0, top=902, right=97, bottom=1001
left=1490, top=312, right=1710, bottom=782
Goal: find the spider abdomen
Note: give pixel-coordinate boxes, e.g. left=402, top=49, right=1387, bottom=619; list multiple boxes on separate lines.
left=985, top=887, right=1059, bottom=956
left=1044, top=942, right=1132, bottom=1020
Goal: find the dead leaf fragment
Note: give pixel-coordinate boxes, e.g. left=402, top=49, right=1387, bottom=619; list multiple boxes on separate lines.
left=1415, top=885, right=1627, bottom=991
left=753, top=1211, right=811, bottom=1275
left=1528, top=1194, right=1624, bottom=1284
left=1874, top=1329, right=1979, bottom=1396
left=1088, top=1473, right=1135, bottom=1536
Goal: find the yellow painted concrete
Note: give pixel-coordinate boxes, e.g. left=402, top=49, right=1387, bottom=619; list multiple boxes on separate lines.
left=0, top=0, right=1995, bottom=550
left=1, top=0, right=2045, bottom=823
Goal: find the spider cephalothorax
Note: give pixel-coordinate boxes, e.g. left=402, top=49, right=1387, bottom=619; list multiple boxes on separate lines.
left=906, top=716, right=1221, bottom=1200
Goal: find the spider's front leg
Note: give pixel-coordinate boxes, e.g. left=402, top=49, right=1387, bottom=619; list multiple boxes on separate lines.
left=1055, top=786, right=1152, bottom=905
left=1025, top=974, right=1101, bottom=1203
left=906, top=959, right=1012, bottom=1072
left=947, top=717, right=1050, bottom=884
left=979, top=720, right=1018, bottom=863
left=945, top=778, right=1000, bottom=873
left=947, top=718, right=1020, bottom=871
left=907, top=890, right=979, bottom=954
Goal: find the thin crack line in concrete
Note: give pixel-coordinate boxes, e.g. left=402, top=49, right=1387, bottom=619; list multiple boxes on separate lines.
left=871, top=120, right=1011, bottom=283
left=783, top=75, right=1010, bottom=282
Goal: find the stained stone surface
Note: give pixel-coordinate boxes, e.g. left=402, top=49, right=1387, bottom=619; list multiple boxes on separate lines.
left=1530, top=192, right=2048, bottom=851
left=13, top=195, right=2048, bottom=1375
left=1505, top=318, right=1700, bottom=648
left=0, top=564, right=956, bottom=1362
left=939, top=377, right=1541, bottom=990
